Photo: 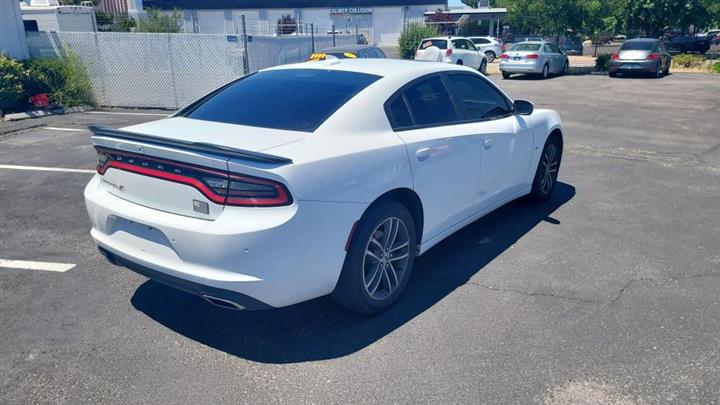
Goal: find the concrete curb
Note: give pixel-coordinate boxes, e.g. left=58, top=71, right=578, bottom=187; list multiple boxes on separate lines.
left=1, top=105, right=95, bottom=122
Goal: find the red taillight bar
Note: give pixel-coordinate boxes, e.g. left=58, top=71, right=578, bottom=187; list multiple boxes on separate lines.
left=445, top=48, right=453, bottom=57
left=610, top=53, right=619, bottom=60
left=646, top=53, right=659, bottom=60
left=526, top=53, right=539, bottom=59
left=500, top=53, right=509, bottom=59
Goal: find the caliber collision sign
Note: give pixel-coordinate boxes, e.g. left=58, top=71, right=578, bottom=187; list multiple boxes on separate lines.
left=329, top=7, right=373, bottom=15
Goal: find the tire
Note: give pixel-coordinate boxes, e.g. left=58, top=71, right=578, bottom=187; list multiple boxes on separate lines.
left=456, top=60, right=463, bottom=65
left=609, top=71, right=617, bottom=78
left=528, top=135, right=562, bottom=202
left=664, top=60, right=670, bottom=75
left=479, top=60, right=487, bottom=74
left=502, top=71, right=511, bottom=79
left=485, top=51, right=496, bottom=63
left=332, top=201, right=417, bottom=314
left=541, top=64, right=549, bottom=79
left=561, top=61, right=569, bottom=75
left=655, top=62, right=662, bottom=78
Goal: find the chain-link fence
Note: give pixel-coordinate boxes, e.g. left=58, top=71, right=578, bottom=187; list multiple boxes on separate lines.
left=25, top=30, right=356, bottom=109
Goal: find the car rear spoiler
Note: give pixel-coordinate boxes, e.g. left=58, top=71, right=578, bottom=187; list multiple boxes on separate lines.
left=88, top=125, right=292, bottom=164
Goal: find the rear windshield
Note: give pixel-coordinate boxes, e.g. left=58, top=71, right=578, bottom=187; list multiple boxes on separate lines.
left=510, top=43, right=541, bottom=51
left=184, top=69, right=381, bottom=132
left=620, top=41, right=656, bottom=51
left=419, top=39, right=448, bottom=50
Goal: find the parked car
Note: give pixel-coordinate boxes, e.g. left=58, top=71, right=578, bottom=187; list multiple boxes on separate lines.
left=308, top=45, right=385, bottom=61
left=415, top=36, right=488, bottom=74
left=608, top=38, right=671, bottom=78
left=468, top=36, right=504, bottom=62
left=85, top=59, right=563, bottom=314
left=499, top=41, right=569, bottom=79
left=665, top=35, right=711, bottom=54
left=558, top=36, right=583, bottom=55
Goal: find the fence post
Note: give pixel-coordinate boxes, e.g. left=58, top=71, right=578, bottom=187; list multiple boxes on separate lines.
left=241, top=14, right=250, bottom=75
left=332, top=24, right=336, bottom=46
left=166, top=32, right=180, bottom=109
left=311, top=23, right=315, bottom=52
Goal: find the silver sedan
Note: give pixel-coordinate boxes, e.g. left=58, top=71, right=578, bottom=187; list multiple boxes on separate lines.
left=500, top=41, right=569, bottom=79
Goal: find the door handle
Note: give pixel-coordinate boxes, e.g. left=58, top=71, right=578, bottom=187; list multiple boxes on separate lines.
left=483, top=138, right=494, bottom=149
left=416, top=147, right=431, bottom=161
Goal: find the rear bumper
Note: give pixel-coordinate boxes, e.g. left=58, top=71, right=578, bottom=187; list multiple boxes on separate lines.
left=608, top=60, right=659, bottom=73
left=499, top=61, right=543, bottom=73
left=85, top=175, right=366, bottom=309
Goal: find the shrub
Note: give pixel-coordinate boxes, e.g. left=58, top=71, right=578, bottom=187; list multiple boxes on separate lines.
left=595, top=54, right=611, bottom=71
left=398, top=23, right=441, bottom=60
left=0, top=54, right=29, bottom=112
left=24, top=48, right=95, bottom=107
left=672, top=54, right=706, bottom=69
left=713, top=62, right=720, bottom=74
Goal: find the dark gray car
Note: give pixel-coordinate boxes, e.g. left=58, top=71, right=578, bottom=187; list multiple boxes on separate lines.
left=608, top=38, right=672, bottom=78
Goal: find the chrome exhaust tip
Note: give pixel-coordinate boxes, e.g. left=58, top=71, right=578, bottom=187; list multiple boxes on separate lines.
left=201, top=294, right=245, bottom=311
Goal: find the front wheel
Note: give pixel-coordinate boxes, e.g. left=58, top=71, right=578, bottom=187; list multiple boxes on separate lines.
left=479, top=60, right=487, bottom=74
left=528, top=136, right=562, bottom=202
left=332, top=201, right=417, bottom=314
left=502, top=71, right=511, bottom=79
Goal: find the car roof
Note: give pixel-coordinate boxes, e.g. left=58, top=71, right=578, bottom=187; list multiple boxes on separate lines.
left=625, top=38, right=659, bottom=42
left=422, top=36, right=469, bottom=41
left=316, top=45, right=377, bottom=53
left=263, top=58, right=470, bottom=79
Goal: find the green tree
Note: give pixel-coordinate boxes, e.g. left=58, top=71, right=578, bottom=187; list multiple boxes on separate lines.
left=135, top=8, right=182, bottom=33
left=397, top=23, right=441, bottom=59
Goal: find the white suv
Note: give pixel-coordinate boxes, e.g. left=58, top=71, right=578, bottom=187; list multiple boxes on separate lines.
left=414, top=36, right=488, bottom=74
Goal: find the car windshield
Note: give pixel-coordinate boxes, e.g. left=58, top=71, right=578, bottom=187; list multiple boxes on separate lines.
left=184, top=69, right=381, bottom=132
left=620, top=41, right=656, bottom=51
left=420, top=39, right=447, bottom=50
left=510, top=43, right=541, bottom=51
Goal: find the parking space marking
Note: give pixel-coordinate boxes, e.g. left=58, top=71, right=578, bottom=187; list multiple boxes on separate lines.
left=0, top=164, right=95, bottom=174
left=45, top=127, right=85, bottom=132
left=0, top=259, right=75, bottom=272
left=84, top=111, right=169, bottom=117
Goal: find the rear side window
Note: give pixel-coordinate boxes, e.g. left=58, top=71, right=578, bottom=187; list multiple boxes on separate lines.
left=388, top=97, right=413, bottom=129
left=620, top=41, right=656, bottom=51
left=403, top=76, right=458, bottom=127
left=420, top=39, right=447, bottom=50
left=472, top=38, right=490, bottom=44
left=446, top=74, right=512, bottom=120
left=184, top=69, right=380, bottom=132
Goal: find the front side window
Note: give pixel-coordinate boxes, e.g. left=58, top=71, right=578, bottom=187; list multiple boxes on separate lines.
left=472, top=38, right=490, bottom=44
left=446, top=74, right=512, bottom=121
left=184, top=69, right=380, bottom=132
left=403, top=76, right=458, bottom=127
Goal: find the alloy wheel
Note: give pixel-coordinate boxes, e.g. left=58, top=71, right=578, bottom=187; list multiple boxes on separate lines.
left=362, top=217, right=411, bottom=300
left=539, top=144, right=559, bottom=194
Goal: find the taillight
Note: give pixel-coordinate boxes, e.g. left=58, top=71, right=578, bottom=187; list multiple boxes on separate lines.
left=500, top=53, right=509, bottom=59
left=96, top=148, right=292, bottom=207
left=646, top=53, right=659, bottom=60
left=526, top=53, right=539, bottom=59
left=445, top=48, right=453, bottom=57
left=610, top=53, right=619, bottom=60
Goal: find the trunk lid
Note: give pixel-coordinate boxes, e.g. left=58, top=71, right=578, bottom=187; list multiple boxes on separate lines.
left=91, top=118, right=297, bottom=220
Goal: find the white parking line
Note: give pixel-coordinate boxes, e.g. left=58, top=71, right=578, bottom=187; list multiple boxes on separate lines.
left=0, top=259, right=75, bottom=272
left=45, top=127, right=85, bottom=132
left=84, top=111, right=169, bottom=117
left=0, top=164, right=95, bottom=174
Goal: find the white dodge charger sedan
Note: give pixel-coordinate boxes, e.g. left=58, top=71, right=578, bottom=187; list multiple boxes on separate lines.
left=85, top=59, right=563, bottom=314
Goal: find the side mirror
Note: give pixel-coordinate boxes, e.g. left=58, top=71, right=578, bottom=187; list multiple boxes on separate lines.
left=514, top=99, right=534, bottom=115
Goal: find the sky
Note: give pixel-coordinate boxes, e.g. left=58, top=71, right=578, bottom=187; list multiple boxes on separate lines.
left=448, top=0, right=464, bottom=7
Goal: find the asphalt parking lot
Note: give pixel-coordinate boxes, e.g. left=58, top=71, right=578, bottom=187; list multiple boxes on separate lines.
left=1, top=72, right=719, bottom=404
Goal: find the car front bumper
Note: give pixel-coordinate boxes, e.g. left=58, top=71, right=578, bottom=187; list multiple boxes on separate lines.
left=499, top=60, right=543, bottom=73
left=84, top=175, right=366, bottom=309
left=608, top=59, right=659, bottom=73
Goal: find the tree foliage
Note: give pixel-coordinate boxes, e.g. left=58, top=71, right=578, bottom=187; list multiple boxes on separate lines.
left=398, top=23, right=441, bottom=59
left=135, top=8, right=182, bottom=33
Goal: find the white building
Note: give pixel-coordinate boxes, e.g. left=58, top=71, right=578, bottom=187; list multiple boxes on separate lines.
left=1, top=0, right=29, bottom=59
left=134, top=0, right=447, bottom=45
left=20, top=0, right=97, bottom=32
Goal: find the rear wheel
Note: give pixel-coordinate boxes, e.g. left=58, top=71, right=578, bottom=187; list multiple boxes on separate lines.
left=502, top=71, right=511, bottom=79
left=528, top=136, right=562, bottom=202
left=561, top=61, right=569, bottom=75
left=541, top=64, right=549, bottom=79
left=456, top=60, right=463, bottom=65
left=332, top=201, right=417, bottom=314
left=479, top=60, right=487, bottom=74
left=609, top=71, right=617, bottom=78
left=485, top=51, right=496, bottom=63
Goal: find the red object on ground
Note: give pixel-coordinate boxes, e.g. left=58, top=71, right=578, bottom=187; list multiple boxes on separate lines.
left=30, top=93, right=50, bottom=108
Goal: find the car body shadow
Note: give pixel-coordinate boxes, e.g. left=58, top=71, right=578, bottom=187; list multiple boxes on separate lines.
left=131, top=182, right=576, bottom=364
